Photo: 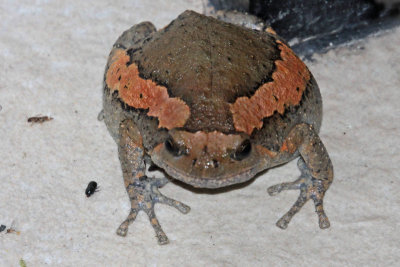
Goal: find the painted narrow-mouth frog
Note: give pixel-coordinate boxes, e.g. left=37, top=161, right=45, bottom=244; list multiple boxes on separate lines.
left=102, top=10, right=333, bottom=244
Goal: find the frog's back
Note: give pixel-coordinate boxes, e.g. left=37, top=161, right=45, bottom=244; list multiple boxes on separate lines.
left=104, top=10, right=321, bottom=149
left=130, top=11, right=284, bottom=133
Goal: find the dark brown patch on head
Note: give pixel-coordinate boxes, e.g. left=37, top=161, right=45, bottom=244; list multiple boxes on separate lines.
left=106, top=49, right=190, bottom=129
left=230, top=40, right=311, bottom=135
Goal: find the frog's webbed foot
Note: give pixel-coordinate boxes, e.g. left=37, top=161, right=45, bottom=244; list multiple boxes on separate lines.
left=268, top=124, right=333, bottom=230
left=117, top=176, right=190, bottom=245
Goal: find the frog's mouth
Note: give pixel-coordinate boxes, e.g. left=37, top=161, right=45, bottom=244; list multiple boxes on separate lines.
left=151, top=154, right=265, bottom=188
left=149, top=130, right=270, bottom=188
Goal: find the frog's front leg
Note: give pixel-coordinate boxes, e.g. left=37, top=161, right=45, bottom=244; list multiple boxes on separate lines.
left=116, top=119, right=190, bottom=245
left=268, top=123, right=333, bottom=229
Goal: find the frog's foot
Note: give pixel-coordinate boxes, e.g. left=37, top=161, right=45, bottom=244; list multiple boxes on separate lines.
left=116, top=176, right=190, bottom=245
left=268, top=158, right=331, bottom=229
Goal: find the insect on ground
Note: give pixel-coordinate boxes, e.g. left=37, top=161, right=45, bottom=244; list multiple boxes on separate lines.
left=85, top=181, right=100, bottom=197
left=27, top=115, right=53, bottom=124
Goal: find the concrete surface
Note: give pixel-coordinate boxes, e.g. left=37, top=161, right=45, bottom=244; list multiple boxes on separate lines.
left=0, top=1, right=399, bottom=266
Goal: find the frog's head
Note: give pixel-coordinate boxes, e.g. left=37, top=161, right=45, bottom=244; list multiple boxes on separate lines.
left=150, top=129, right=272, bottom=188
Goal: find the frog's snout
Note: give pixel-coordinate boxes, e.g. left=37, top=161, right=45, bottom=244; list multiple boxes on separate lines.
left=150, top=130, right=264, bottom=188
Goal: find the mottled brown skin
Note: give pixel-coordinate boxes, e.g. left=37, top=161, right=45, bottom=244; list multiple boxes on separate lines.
left=102, top=10, right=333, bottom=244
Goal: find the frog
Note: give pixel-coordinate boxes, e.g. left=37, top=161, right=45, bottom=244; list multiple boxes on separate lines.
left=102, top=10, right=333, bottom=245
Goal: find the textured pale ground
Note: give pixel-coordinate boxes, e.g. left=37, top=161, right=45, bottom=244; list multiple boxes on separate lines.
left=0, top=1, right=399, bottom=266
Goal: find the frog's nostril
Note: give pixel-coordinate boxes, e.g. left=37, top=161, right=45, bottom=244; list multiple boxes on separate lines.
left=212, top=159, right=219, bottom=168
left=192, top=158, right=197, bottom=166
left=231, top=139, right=252, bottom=161
left=165, top=137, right=184, bottom=157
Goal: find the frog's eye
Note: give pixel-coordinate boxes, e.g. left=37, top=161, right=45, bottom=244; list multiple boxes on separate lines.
left=231, top=139, right=252, bottom=161
left=165, top=137, right=185, bottom=157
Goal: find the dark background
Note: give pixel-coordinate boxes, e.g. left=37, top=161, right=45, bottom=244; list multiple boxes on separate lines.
left=208, top=0, right=400, bottom=57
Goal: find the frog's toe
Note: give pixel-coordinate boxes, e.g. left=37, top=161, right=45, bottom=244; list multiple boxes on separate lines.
left=144, top=208, right=169, bottom=245
left=312, top=196, right=330, bottom=229
left=116, top=208, right=138, bottom=236
left=267, top=177, right=304, bottom=196
left=155, top=193, right=191, bottom=214
left=116, top=224, right=128, bottom=237
left=318, top=212, right=330, bottom=229
left=267, top=184, right=281, bottom=196
left=276, top=216, right=290, bottom=229
left=275, top=187, right=308, bottom=229
left=157, top=233, right=169, bottom=245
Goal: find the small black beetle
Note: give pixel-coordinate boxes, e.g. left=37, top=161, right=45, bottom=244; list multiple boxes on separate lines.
left=85, top=181, right=98, bottom=197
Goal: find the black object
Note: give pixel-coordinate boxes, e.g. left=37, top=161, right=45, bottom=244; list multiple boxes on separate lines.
left=209, top=0, right=400, bottom=58
left=85, top=181, right=98, bottom=197
left=250, top=0, right=384, bottom=40
left=0, top=224, right=6, bottom=232
left=148, top=164, right=162, bottom=172
left=207, top=0, right=249, bottom=11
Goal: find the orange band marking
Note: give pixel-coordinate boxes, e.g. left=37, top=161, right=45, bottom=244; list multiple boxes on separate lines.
left=230, top=41, right=310, bottom=135
left=106, top=49, right=190, bottom=129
